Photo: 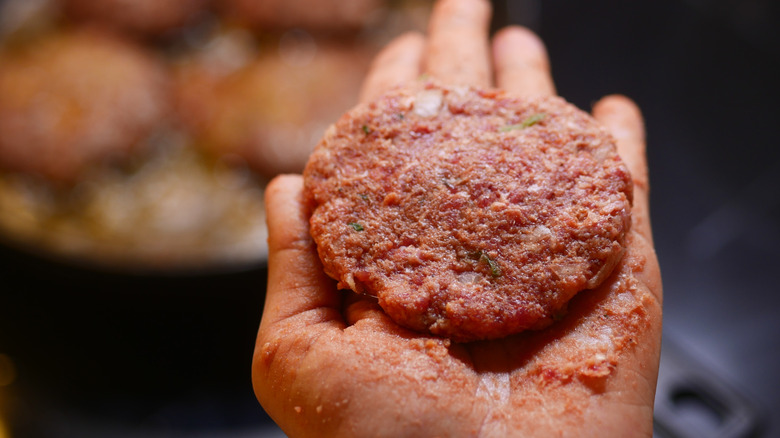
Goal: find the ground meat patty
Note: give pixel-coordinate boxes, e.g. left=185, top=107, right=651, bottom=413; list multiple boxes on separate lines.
left=175, top=36, right=371, bottom=178
left=0, top=29, right=170, bottom=183
left=219, top=0, right=384, bottom=32
left=303, top=80, right=633, bottom=342
left=59, top=0, right=207, bottom=37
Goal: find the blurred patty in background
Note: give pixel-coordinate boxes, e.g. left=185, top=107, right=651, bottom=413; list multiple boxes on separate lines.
left=0, top=0, right=432, bottom=272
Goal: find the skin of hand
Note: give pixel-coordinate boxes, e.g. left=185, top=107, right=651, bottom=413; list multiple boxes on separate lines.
left=252, top=0, right=663, bottom=436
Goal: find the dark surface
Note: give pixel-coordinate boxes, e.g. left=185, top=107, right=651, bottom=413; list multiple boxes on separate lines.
left=0, top=244, right=282, bottom=437
left=2, top=1, right=779, bottom=437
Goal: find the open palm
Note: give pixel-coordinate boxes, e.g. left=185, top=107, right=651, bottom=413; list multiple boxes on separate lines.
left=252, top=1, right=662, bottom=436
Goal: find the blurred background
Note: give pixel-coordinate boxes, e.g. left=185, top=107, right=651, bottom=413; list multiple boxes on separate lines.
left=1, top=0, right=778, bottom=437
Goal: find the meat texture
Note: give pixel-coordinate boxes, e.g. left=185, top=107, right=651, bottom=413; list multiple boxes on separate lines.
left=304, top=80, right=633, bottom=341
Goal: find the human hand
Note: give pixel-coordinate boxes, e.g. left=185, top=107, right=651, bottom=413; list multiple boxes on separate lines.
left=252, top=0, right=662, bottom=436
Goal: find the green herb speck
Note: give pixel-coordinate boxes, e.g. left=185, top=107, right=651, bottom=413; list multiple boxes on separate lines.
left=482, top=253, right=502, bottom=278
left=362, top=125, right=371, bottom=135
left=348, top=222, right=364, bottom=232
left=468, top=250, right=502, bottom=278
left=358, top=193, right=369, bottom=201
left=500, top=113, right=546, bottom=132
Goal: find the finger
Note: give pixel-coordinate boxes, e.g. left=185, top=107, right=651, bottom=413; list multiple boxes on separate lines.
left=343, top=291, right=381, bottom=326
left=259, top=175, right=343, bottom=329
left=342, top=292, right=405, bottom=332
left=591, top=95, right=653, bottom=243
left=424, top=0, right=492, bottom=87
left=492, top=26, right=556, bottom=96
left=359, top=32, right=425, bottom=103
